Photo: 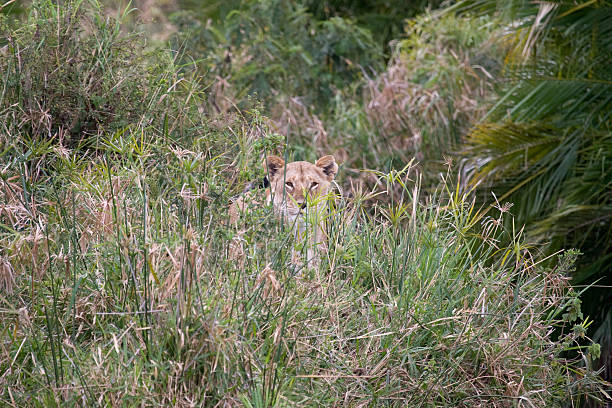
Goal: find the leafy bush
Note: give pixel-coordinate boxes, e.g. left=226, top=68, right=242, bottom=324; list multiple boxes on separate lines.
left=361, top=13, right=502, bottom=172
left=270, top=12, right=505, bottom=190
left=168, top=3, right=504, bottom=194
left=170, top=0, right=383, bottom=111
left=303, top=0, right=446, bottom=49
left=1, top=1, right=189, bottom=150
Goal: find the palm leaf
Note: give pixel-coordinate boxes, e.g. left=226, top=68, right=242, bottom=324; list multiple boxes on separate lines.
left=458, top=0, right=612, bottom=381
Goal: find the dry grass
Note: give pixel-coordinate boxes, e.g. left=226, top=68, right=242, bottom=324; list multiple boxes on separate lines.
left=1, top=137, right=608, bottom=406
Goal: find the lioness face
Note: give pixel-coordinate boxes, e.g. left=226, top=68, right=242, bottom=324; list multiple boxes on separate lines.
left=264, top=155, right=338, bottom=219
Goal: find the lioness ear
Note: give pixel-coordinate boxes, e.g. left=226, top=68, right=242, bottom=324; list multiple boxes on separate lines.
left=263, top=155, right=285, bottom=179
left=315, top=155, right=338, bottom=181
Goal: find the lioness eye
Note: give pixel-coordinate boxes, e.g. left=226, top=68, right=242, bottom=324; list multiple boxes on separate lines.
left=285, top=181, right=294, bottom=189
left=310, top=182, right=318, bottom=189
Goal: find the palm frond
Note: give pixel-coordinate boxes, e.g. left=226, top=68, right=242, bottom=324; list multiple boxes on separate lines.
left=458, top=0, right=612, bottom=378
left=489, top=79, right=612, bottom=125
left=467, top=122, right=580, bottom=218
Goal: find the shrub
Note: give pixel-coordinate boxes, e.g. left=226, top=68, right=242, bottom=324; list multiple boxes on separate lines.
left=1, top=1, right=181, bottom=150
left=272, top=12, right=505, bottom=190
left=170, top=0, right=383, bottom=112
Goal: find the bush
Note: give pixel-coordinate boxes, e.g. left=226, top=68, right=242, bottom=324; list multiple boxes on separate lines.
left=170, top=0, right=383, bottom=112
left=272, top=12, right=505, bottom=190
left=1, top=1, right=183, bottom=150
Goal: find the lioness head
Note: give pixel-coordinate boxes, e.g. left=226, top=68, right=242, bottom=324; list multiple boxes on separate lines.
left=264, top=155, right=338, bottom=218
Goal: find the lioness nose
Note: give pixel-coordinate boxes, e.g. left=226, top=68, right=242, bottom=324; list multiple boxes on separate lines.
left=299, top=202, right=307, bottom=209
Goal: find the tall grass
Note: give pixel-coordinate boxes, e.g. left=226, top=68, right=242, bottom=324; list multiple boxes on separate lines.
left=0, top=1, right=609, bottom=407
left=1, top=132, right=608, bottom=405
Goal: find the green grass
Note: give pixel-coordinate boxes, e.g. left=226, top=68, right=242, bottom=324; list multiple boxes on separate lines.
left=0, top=132, right=607, bottom=405
left=0, top=1, right=609, bottom=407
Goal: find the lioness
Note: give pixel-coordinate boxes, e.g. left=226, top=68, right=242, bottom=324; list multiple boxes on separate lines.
left=230, top=155, right=339, bottom=265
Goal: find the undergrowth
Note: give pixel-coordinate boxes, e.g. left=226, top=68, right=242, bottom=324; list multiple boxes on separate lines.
left=0, top=126, right=607, bottom=405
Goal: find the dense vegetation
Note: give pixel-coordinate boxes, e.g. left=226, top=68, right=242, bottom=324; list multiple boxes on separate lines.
left=0, top=0, right=610, bottom=406
left=459, top=0, right=612, bottom=383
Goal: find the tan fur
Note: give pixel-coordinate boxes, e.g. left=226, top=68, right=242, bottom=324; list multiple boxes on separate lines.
left=230, top=155, right=339, bottom=266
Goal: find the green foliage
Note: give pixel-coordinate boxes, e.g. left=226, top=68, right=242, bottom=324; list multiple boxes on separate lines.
left=0, top=0, right=24, bottom=18
left=459, top=0, right=612, bottom=380
left=360, top=12, right=503, bottom=170
left=303, top=0, right=445, bottom=50
left=278, top=11, right=504, bottom=192
left=1, top=2, right=161, bottom=148
left=168, top=3, right=503, bottom=191
left=171, top=0, right=383, bottom=111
